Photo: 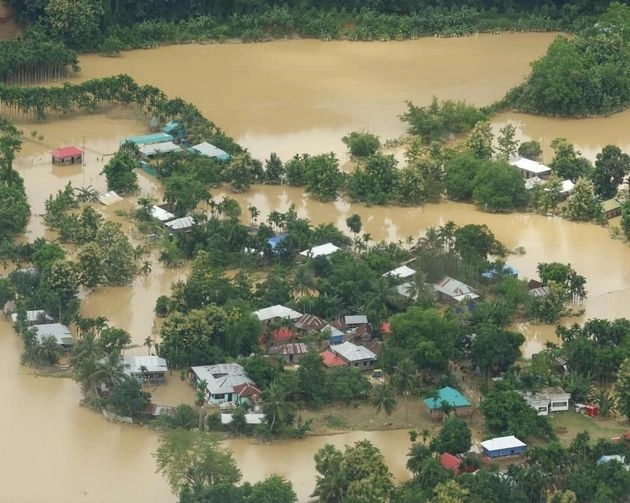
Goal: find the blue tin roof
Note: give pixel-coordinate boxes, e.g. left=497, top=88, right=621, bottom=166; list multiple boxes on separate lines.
left=423, top=386, right=471, bottom=410
left=123, top=132, right=174, bottom=146
left=267, top=234, right=288, bottom=250
left=162, top=121, right=181, bottom=134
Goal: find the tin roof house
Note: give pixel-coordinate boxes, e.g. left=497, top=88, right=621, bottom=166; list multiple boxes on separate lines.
left=434, top=276, right=480, bottom=305
left=190, top=363, right=260, bottom=406
left=123, top=355, right=168, bottom=385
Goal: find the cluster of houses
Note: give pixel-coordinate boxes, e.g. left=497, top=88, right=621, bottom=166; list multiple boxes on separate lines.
left=509, top=156, right=621, bottom=219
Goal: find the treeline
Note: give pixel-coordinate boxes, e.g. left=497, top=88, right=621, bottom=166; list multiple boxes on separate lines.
left=2, top=0, right=610, bottom=56
left=0, top=74, right=241, bottom=152
left=504, top=2, right=630, bottom=116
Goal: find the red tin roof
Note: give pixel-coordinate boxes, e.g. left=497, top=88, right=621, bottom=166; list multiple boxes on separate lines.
left=51, top=146, right=83, bottom=159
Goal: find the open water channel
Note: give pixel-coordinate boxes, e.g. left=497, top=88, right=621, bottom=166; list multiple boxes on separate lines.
left=2, top=33, right=630, bottom=502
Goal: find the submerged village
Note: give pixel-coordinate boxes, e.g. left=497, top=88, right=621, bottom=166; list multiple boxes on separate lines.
left=4, top=1, right=630, bottom=502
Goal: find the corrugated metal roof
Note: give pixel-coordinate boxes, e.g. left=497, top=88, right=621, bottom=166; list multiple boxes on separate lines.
left=165, top=216, right=195, bottom=230
left=33, top=323, right=73, bottom=346
left=139, top=141, right=181, bottom=157
left=320, top=349, right=347, bottom=367
left=123, top=132, right=173, bottom=146
left=300, top=243, right=341, bottom=258
left=480, top=435, right=526, bottom=452
left=423, top=386, right=471, bottom=410
left=345, top=315, right=368, bottom=325
left=192, top=142, right=230, bottom=160
left=123, top=355, right=167, bottom=374
left=434, top=276, right=479, bottom=302
left=150, top=205, right=174, bottom=222
left=383, top=265, right=416, bottom=278
left=331, top=341, right=376, bottom=363
left=51, top=146, right=83, bottom=158
left=10, top=310, right=52, bottom=324
left=191, top=363, right=255, bottom=396
left=253, top=305, right=302, bottom=321
left=97, top=191, right=123, bottom=206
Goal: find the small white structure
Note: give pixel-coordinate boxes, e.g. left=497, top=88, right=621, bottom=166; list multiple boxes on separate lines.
left=165, top=216, right=195, bottom=231
left=521, top=392, right=552, bottom=416
left=150, top=205, right=175, bottom=222
left=521, top=387, right=571, bottom=415
left=221, top=413, right=266, bottom=425
left=300, top=243, right=341, bottom=258
left=33, top=323, right=73, bottom=346
left=560, top=179, right=575, bottom=195
left=509, top=157, right=551, bottom=179
left=122, top=355, right=168, bottom=384
left=383, top=265, right=416, bottom=279
left=253, top=305, right=302, bottom=322
left=139, top=141, right=181, bottom=157
left=330, top=341, right=377, bottom=370
left=97, top=191, right=123, bottom=206
left=191, top=363, right=260, bottom=405
left=10, top=310, right=53, bottom=325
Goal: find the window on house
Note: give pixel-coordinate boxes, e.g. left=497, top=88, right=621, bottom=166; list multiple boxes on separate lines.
left=214, top=394, right=224, bottom=400
left=552, top=401, right=568, bottom=408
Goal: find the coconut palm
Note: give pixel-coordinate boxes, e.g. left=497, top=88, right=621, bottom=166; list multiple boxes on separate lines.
left=262, top=380, right=295, bottom=433
left=143, top=336, right=153, bottom=355
left=371, top=383, right=397, bottom=417
left=392, top=358, right=418, bottom=425
left=406, top=442, right=432, bottom=475
left=37, top=336, right=63, bottom=365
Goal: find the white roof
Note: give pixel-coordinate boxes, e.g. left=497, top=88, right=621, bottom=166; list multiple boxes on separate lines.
left=10, top=310, right=52, bottom=324
left=123, top=355, right=167, bottom=374
left=384, top=265, right=416, bottom=278
left=510, top=157, right=552, bottom=175
left=331, top=341, right=376, bottom=363
left=97, top=191, right=123, bottom=206
left=33, top=323, right=73, bottom=346
left=150, top=205, right=174, bottom=222
left=524, top=176, right=543, bottom=190
left=191, top=363, right=255, bottom=396
left=434, top=276, right=480, bottom=302
left=139, top=141, right=181, bottom=157
left=253, top=305, right=302, bottom=321
left=480, top=435, right=526, bottom=451
left=395, top=282, right=416, bottom=299
left=192, top=142, right=229, bottom=159
left=221, top=413, right=266, bottom=425
left=165, top=216, right=195, bottom=230
left=560, top=179, right=575, bottom=194
left=300, top=243, right=341, bottom=258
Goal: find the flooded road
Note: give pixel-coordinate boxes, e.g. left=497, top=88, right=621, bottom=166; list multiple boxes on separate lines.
left=2, top=33, right=630, bottom=502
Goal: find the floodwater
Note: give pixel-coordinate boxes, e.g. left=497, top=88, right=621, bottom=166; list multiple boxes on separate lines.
left=2, top=33, right=630, bottom=502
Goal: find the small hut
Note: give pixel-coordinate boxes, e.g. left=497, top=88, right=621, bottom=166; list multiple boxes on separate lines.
left=51, top=146, right=83, bottom=165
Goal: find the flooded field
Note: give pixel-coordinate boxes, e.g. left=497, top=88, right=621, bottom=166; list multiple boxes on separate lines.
left=1, top=33, right=630, bottom=502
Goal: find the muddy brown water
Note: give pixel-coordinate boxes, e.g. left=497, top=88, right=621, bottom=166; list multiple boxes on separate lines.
left=2, top=34, right=630, bottom=502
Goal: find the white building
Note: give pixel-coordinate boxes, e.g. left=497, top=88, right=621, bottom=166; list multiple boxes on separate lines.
left=253, top=304, right=302, bottom=322
left=383, top=265, right=416, bottom=279
left=190, top=363, right=260, bottom=405
left=10, top=310, right=53, bottom=325
left=509, top=157, right=552, bottom=180
left=33, top=323, right=73, bottom=346
left=521, top=387, right=571, bottom=415
left=300, top=243, right=341, bottom=258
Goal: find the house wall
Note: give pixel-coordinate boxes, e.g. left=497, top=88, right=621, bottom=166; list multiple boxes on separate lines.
left=349, top=358, right=375, bottom=370
left=131, top=371, right=166, bottom=385
left=483, top=446, right=526, bottom=458
left=209, top=392, right=234, bottom=405
left=549, top=396, right=570, bottom=412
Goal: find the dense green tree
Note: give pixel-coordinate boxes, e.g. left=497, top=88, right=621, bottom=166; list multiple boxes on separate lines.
left=470, top=325, right=525, bottom=378
left=466, top=121, right=494, bottom=160
left=550, top=138, right=592, bottom=182
left=621, top=199, right=630, bottom=239
left=564, top=177, right=603, bottom=222
left=0, top=184, right=30, bottom=240
left=347, top=153, right=398, bottom=205
left=472, top=160, right=527, bottom=212
left=164, top=175, right=209, bottom=216
left=245, top=475, right=297, bottom=503
left=453, top=223, right=504, bottom=267
left=45, top=0, right=104, bottom=49
left=342, top=131, right=380, bottom=158
left=518, top=140, right=543, bottom=161
left=444, top=154, right=486, bottom=201
left=303, top=153, right=344, bottom=202
left=614, top=356, right=630, bottom=420
left=313, top=440, right=394, bottom=503
left=108, top=377, right=150, bottom=417
left=430, top=416, right=472, bottom=455
left=496, top=123, right=519, bottom=160
left=296, top=352, right=327, bottom=406
left=264, top=153, right=285, bottom=184
left=592, top=145, right=630, bottom=199
left=155, top=430, right=241, bottom=496
left=101, top=144, right=138, bottom=194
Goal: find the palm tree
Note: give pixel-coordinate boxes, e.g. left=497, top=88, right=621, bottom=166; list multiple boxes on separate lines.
left=371, top=383, right=397, bottom=417
left=248, top=205, right=260, bottom=225
left=392, top=358, right=418, bottom=425
left=406, top=442, right=431, bottom=475
left=293, top=265, right=315, bottom=299
left=195, top=379, right=208, bottom=431
left=404, top=271, right=436, bottom=308
left=364, top=277, right=401, bottom=322
left=37, top=336, right=63, bottom=365
left=263, top=380, right=295, bottom=433
left=143, top=336, right=153, bottom=355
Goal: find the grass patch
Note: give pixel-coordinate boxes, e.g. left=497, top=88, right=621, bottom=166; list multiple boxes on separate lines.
left=551, top=412, right=629, bottom=445
left=323, top=415, right=349, bottom=430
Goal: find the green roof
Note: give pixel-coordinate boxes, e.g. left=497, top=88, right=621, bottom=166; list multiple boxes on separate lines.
left=423, top=386, right=471, bottom=410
